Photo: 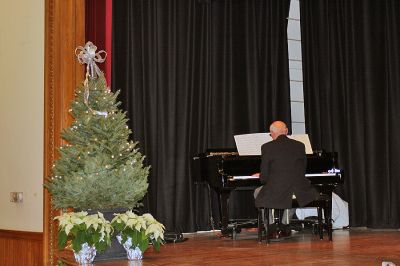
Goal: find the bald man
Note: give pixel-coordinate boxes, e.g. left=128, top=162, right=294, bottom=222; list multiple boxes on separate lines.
left=255, top=121, right=318, bottom=237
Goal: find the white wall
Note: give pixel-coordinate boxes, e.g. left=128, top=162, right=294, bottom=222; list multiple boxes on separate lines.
left=0, top=1, right=44, bottom=232
left=288, top=0, right=306, bottom=134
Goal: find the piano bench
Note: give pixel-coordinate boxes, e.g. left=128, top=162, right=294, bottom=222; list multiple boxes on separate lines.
left=257, top=196, right=333, bottom=244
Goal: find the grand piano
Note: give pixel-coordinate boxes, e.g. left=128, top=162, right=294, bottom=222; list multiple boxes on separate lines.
left=192, top=149, right=344, bottom=236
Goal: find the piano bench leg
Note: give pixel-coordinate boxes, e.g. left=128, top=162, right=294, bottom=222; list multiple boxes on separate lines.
left=264, top=209, right=270, bottom=244
left=258, top=209, right=263, bottom=242
left=257, top=208, right=270, bottom=244
left=304, top=198, right=334, bottom=242
left=317, top=206, right=323, bottom=240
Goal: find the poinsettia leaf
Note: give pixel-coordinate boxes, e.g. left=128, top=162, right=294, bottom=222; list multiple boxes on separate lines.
left=140, top=230, right=146, bottom=240
left=106, top=235, right=112, bottom=246
left=121, top=233, right=128, bottom=244
left=92, top=232, right=101, bottom=244
left=139, top=239, right=149, bottom=253
left=71, top=238, right=82, bottom=252
left=96, top=240, right=107, bottom=252
left=70, top=226, right=79, bottom=236
left=113, top=222, right=124, bottom=232
left=125, top=228, right=134, bottom=237
left=129, top=230, right=140, bottom=246
left=76, top=231, right=87, bottom=249
left=152, top=240, right=161, bottom=252
left=77, top=223, right=84, bottom=231
left=57, top=231, right=68, bottom=250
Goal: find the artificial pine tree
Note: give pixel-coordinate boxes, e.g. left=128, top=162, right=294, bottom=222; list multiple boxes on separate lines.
left=45, top=46, right=149, bottom=210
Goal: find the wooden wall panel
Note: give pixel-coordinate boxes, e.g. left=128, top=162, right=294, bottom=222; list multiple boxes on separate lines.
left=44, top=0, right=85, bottom=265
left=0, top=230, right=43, bottom=266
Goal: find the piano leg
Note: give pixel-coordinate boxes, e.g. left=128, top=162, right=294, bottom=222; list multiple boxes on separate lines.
left=323, top=197, right=333, bottom=241
left=219, top=190, right=232, bottom=236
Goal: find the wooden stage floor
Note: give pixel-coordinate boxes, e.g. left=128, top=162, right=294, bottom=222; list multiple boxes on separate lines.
left=87, top=228, right=400, bottom=265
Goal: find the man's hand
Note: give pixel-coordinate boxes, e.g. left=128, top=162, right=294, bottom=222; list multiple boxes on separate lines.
left=252, top=173, right=260, bottom=177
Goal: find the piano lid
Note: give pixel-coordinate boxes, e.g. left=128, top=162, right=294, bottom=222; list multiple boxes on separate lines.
left=306, top=152, right=338, bottom=174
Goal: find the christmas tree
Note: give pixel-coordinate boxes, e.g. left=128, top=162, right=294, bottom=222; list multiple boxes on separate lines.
left=45, top=42, right=149, bottom=210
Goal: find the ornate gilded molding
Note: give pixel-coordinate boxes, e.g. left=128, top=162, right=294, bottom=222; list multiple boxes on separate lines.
left=44, top=0, right=85, bottom=264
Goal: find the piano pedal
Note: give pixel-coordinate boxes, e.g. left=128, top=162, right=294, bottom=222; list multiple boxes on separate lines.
left=221, top=223, right=243, bottom=239
left=231, top=227, right=243, bottom=239
left=312, top=223, right=320, bottom=235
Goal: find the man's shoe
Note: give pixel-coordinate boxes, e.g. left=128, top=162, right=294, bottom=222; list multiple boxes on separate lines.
left=278, top=228, right=292, bottom=238
left=267, top=230, right=278, bottom=239
left=266, top=226, right=292, bottom=241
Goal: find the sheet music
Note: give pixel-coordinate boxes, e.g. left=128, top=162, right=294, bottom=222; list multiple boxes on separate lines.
left=234, top=133, right=272, bottom=155
left=234, top=133, right=313, bottom=155
left=288, top=134, right=313, bottom=154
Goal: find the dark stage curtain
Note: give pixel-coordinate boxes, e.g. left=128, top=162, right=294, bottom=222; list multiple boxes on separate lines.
left=300, top=0, right=400, bottom=228
left=86, top=0, right=113, bottom=85
left=112, top=0, right=291, bottom=232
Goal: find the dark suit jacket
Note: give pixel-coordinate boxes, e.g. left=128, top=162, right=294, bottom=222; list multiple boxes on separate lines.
left=255, top=135, right=318, bottom=209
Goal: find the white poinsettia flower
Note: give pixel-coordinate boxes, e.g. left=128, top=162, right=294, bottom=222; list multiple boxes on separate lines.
left=70, top=217, right=84, bottom=226
left=111, top=214, right=121, bottom=224
left=76, top=211, right=88, bottom=217
left=83, top=215, right=92, bottom=227
left=134, top=221, right=142, bottom=231
left=145, top=223, right=158, bottom=236
left=110, top=211, right=165, bottom=252
left=55, top=215, right=70, bottom=228
left=141, top=216, right=148, bottom=229
left=121, top=214, right=129, bottom=224
left=54, top=211, right=90, bottom=236
left=99, top=228, right=106, bottom=241
left=126, top=218, right=136, bottom=229
left=127, top=210, right=137, bottom=219
left=142, top=213, right=155, bottom=222
left=64, top=223, right=74, bottom=236
left=146, top=223, right=165, bottom=240
left=105, top=223, right=113, bottom=235
left=54, top=211, right=113, bottom=253
left=92, top=220, right=100, bottom=231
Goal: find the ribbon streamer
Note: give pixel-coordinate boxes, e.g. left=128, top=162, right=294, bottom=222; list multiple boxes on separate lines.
left=75, top=42, right=108, bottom=117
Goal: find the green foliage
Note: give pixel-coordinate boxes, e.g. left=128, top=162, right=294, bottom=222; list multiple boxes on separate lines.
left=57, top=260, right=68, bottom=266
left=111, top=211, right=165, bottom=253
left=55, top=211, right=113, bottom=253
left=44, top=74, right=149, bottom=210
left=57, top=230, right=68, bottom=250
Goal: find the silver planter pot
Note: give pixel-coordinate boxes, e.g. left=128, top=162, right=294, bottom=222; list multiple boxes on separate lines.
left=117, top=235, right=144, bottom=260
left=73, top=243, right=97, bottom=265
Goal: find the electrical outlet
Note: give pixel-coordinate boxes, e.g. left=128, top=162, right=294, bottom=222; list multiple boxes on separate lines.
left=10, top=192, right=23, bottom=203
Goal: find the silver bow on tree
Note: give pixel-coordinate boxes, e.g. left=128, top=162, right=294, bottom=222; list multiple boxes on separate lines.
left=75, top=41, right=107, bottom=79
left=75, top=42, right=108, bottom=117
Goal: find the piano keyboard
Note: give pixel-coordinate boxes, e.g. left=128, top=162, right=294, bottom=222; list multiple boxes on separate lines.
left=232, top=172, right=341, bottom=180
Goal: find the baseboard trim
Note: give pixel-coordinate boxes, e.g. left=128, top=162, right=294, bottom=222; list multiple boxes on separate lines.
left=0, top=229, right=43, bottom=241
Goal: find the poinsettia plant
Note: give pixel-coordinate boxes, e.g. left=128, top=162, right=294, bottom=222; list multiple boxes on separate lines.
left=55, top=211, right=113, bottom=253
left=111, top=210, right=165, bottom=252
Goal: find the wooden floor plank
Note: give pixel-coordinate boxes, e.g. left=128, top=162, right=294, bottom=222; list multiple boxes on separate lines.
left=62, top=228, right=400, bottom=265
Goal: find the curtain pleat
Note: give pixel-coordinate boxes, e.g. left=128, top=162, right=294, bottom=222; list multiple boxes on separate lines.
left=112, top=0, right=291, bottom=232
left=301, top=0, right=400, bottom=228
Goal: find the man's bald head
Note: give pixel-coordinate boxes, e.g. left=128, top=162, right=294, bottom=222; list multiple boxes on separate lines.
left=269, top=121, right=288, bottom=140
